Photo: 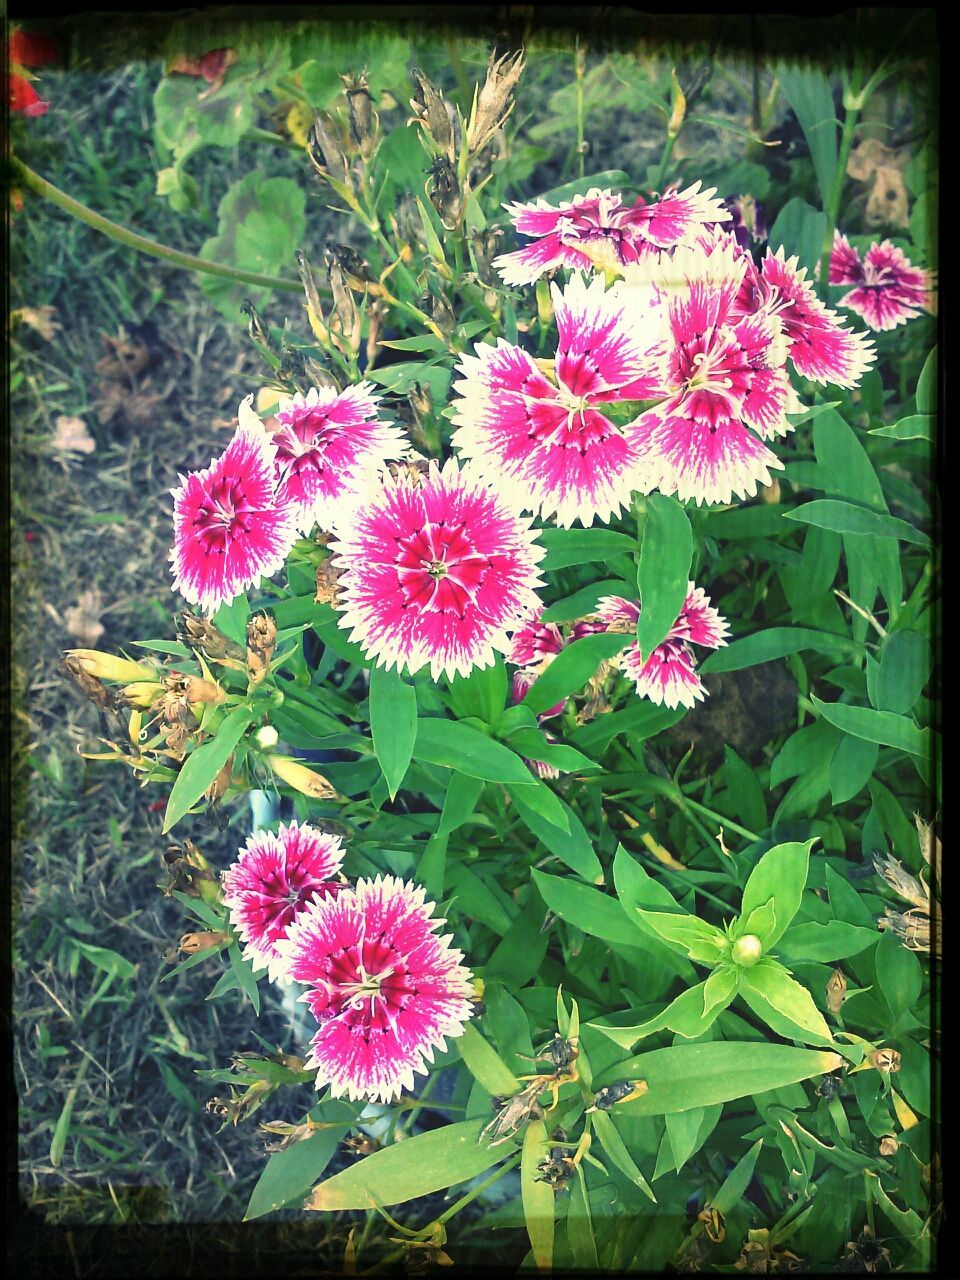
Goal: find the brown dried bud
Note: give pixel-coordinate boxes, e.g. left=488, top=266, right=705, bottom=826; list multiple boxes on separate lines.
left=324, top=251, right=361, bottom=352
left=427, top=155, right=463, bottom=231
left=58, top=655, right=118, bottom=711
left=325, top=241, right=375, bottom=287
left=308, top=112, right=350, bottom=186
left=179, top=930, right=230, bottom=955
left=425, top=290, right=455, bottom=331
left=295, top=249, right=330, bottom=347
left=469, top=227, right=505, bottom=286
left=205, top=756, right=234, bottom=805
left=240, top=299, right=281, bottom=359
left=825, top=969, right=847, bottom=1015
left=315, top=558, right=342, bottom=608
left=409, top=68, right=455, bottom=162
left=177, top=611, right=245, bottom=662
left=466, top=49, right=525, bottom=155
left=342, top=1132, right=381, bottom=1157
left=879, top=907, right=934, bottom=955
left=869, top=1047, right=901, bottom=1074
left=246, top=613, right=278, bottom=686
left=698, top=1206, right=725, bottom=1244
left=879, top=1135, right=899, bottom=1157
left=365, top=300, right=388, bottom=369
left=183, top=676, right=227, bottom=705
left=873, top=851, right=929, bottom=912
left=341, top=70, right=378, bottom=159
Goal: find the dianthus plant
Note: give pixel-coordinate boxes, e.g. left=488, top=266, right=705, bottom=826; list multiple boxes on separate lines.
left=54, top=31, right=937, bottom=1275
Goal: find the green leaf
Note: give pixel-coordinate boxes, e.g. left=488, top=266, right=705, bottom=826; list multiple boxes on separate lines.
left=830, top=734, right=879, bottom=805
left=738, top=899, right=777, bottom=945
left=541, top=580, right=626, bottom=623
left=824, top=862, right=875, bottom=928
left=739, top=958, right=834, bottom=1045
left=738, top=840, right=814, bottom=948
left=591, top=1110, right=656, bottom=1201
left=504, top=778, right=571, bottom=835
left=593, top=981, right=728, bottom=1049
left=162, top=706, right=253, bottom=833
left=776, top=67, right=838, bottom=212
left=635, top=494, right=692, bottom=661
left=597, top=1042, right=843, bottom=1115
left=532, top=872, right=639, bottom=945
left=369, top=665, right=417, bottom=800
left=522, top=632, right=629, bottom=716
left=457, top=1023, right=521, bottom=1096
left=778, top=921, right=877, bottom=962
left=812, top=696, right=934, bottom=758
left=915, top=346, right=937, bottom=414
left=414, top=718, right=533, bottom=785
left=632, top=910, right=727, bottom=964
left=875, top=929, right=923, bottom=1018
left=305, top=1119, right=506, bottom=1210
left=437, top=772, right=484, bottom=838
left=567, top=1166, right=599, bottom=1272
left=767, top=196, right=828, bottom=276
left=502, top=728, right=599, bottom=774
left=872, top=630, right=931, bottom=714
left=710, top=1138, right=763, bottom=1215
left=200, top=173, right=305, bottom=318
left=784, top=500, right=929, bottom=547
left=510, top=790, right=601, bottom=882
left=244, top=1101, right=361, bottom=1219
left=521, top=1120, right=555, bottom=1273
left=869, top=414, right=933, bottom=442
left=447, top=658, right=508, bottom=725
left=537, top=527, right=636, bottom=572
left=723, top=746, right=767, bottom=834
left=701, top=627, right=859, bottom=674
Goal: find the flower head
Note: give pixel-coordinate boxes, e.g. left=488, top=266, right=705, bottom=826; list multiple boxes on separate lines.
left=452, top=273, right=658, bottom=526
left=493, top=183, right=729, bottom=286
left=732, top=246, right=876, bottom=387
left=331, top=458, right=544, bottom=681
left=279, top=875, right=475, bottom=1103
left=829, top=232, right=933, bottom=331
left=272, top=384, right=408, bottom=533
left=170, top=400, right=297, bottom=613
left=222, top=821, right=345, bottom=983
left=596, top=584, right=729, bottom=708
left=619, top=243, right=795, bottom=505
left=9, top=29, right=57, bottom=117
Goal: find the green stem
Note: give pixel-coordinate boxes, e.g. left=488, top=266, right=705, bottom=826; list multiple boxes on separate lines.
left=11, top=157, right=303, bottom=294
left=434, top=1151, right=522, bottom=1226
left=683, top=798, right=760, bottom=844
left=819, top=57, right=865, bottom=293
left=653, top=132, right=679, bottom=193
left=243, top=125, right=302, bottom=152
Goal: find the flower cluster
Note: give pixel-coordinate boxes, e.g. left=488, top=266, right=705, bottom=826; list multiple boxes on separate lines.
left=170, top=390, right=404, bottom=614
left=449, top=189, right=878, bottom=510
left=829, top=231, right=933, bottom=331
left=222, top=824, right=474, bottom=1103
left=593, top=584, right=730, bottom=709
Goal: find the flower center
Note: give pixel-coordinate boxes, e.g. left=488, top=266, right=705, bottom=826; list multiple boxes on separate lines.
left=395, top=521, right=490, bottom=618
left=192, top=475, right=255, bottom=555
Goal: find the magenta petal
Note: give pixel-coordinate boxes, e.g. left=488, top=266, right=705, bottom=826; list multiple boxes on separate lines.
left=829, top=231, right=864, bottom=286
left=623, top=636, right=705, bottom=709
left=628, top=181, right=730, bottom=249
left=627, top=408, right=781, bottom=506
left=170, top=413, right=297, bottom=614
left=279, top=876, right=475, bottom=1104
left=668, top=585, right=730, bottom=649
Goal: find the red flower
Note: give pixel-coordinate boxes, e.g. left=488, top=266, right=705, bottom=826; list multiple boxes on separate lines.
left=9, top=27, right=58, bottom=117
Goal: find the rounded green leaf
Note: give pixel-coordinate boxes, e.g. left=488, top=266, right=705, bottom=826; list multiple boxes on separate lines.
left=738, top=840, right=814, bottom=948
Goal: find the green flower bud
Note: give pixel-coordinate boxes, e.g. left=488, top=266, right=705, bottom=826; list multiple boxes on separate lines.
left=732, top=934, right=764, bottom=967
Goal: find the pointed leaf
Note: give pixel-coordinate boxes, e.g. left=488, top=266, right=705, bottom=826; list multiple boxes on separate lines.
left=739, top=958, right=834, bottom=1045
left=738, top=840, right=813, bottom=948
left=521, top=1120, right=555, bottom=1273
left=162, top=706, right=253, bottom=833
left=635, top=494, right=693, bottom=661
left=369, top=664, right=417, bottom=800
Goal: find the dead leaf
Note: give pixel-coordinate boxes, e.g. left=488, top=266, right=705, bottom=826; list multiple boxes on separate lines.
left=64, top=589, right=105, bottom=647
left=10, top=305, right=61, bottom=341
left=52, top=415, right=96, bottom=454
left=847, top=138, right=910, bottom=230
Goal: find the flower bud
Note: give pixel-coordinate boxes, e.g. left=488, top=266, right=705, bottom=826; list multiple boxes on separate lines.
left=177, top=611, right=246, bottom=662
left=178, top=930, right=230, bottom=955
left=255, top=725, right=280, bottom=750
left=308, top=112, right=351, bottom=186
left=409, top=68, right=455, bottom=162
left=267, top=754, right=340, bottom=800
left=119, top=680, right=164, bottom=709
left=341, top=70, right=378, bottom=160
left=58, top=655, right=117, bottom=711
left=64, top=648, right=156, bottom=684
left=246, top=613, right=278, bottom=686
left=732, top=934, right=763, bottom=966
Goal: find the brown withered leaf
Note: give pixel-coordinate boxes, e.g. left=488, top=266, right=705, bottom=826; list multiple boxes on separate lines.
left=825, top=969, right=847, bottom=1015
left=64, top=589, right=105, bottom=646
left=872, top=851, right=928, bottom=913
left=11, top=305, right=61, bottom=341
left=847, top=138, right=910, bottom=230
left=95, top=330, right=152, bottom=381
left=52, top=415, right=96, bottom=454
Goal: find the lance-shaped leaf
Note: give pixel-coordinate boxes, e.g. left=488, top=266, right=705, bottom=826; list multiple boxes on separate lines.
left=244, top=1100, right=362, bottom=1219
left=737, top=840, right=814, bottom=949
left=457, top=1023, right=520, bottom=1097
left=709, top=1138, right=763, bottom=1217
left=522, top=631, right=628, bottom=716
left=632, top=910, right=726, bottom=964
left=736, top=898, right=777, bottom=946
left=591, top=1110, right=656, bottom=1202
left=635, top=494, right=693, bottom=661
left=521, top=1120, right=555, bottom=1273
left=739, top=958, right=834, bottom=1045
left=369, top=664, right=417, bottom=800
left=305, top=1119, right=505, bottom=1210
left=162, top=705, right=253, bottom=833
left=592, top=980, right=730, bottom=1049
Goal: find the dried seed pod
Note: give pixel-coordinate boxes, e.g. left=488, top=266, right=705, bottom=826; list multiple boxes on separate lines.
left=341, top=70, right=378, bottom=159
left=825, top=969, right=848, bottom=1014
left=58, top=655, right=118, bottom=711
left=314, top=557, right=342, bottom=608
left=466, top=49, right=525, bottom=155
left=179, top=930, right=230, bottom=955
left=246, top=613, right=277, bottom=686
left=177, top=611, right=245, bottom=662
left=427, top=156, right=463, bottom=231
left=308, top=112, right=350, bottom=186
left=869, top=1048, right=901, bottom=1074
left=409, top=68, right=455, bottom=161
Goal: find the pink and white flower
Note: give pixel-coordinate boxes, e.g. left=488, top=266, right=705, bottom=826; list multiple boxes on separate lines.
left=732, top=247, right=876, bottom=387
left=829, top=233, right=932, bottom=332
left=452, top=273, right=659, bottom=526
left=330, top=459, right=545, bottom=681
left=493, top=183, right=730, bottom=286
left=272, top=384, right=408, bottom=533
left=221, top=821, right=345, bottom=984
left=620, top=244, right=796, bottom=505
left=596, top=585, right=729, bottom=709
left=170, top=400, right=297, bottom=614
left=278, top=875, right=475, bottom=1104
